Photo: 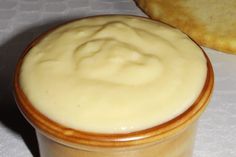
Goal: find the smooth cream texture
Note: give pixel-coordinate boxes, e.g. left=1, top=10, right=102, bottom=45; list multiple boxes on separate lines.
left=20, top=16, right=207, bottom=133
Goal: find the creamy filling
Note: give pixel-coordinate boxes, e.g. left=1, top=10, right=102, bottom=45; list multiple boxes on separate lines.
left=20, top=16, right=207, bottom=133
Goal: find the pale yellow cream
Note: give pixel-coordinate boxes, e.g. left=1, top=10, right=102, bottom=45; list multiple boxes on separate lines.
left=20, top=16, right=207, bottom=133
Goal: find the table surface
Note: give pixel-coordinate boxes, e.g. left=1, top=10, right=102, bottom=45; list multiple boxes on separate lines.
left=0, top=0, right=236, bottom=157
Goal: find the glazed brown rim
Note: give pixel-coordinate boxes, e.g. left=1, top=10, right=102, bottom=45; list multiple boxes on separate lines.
left=13, top=15, right=214, bottom=148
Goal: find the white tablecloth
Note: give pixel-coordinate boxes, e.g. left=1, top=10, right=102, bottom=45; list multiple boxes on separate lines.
left=0, top=0, right=235, bottom=156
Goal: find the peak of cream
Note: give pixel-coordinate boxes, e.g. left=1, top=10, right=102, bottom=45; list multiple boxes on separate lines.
left=20, top=16, right=207, bottom=133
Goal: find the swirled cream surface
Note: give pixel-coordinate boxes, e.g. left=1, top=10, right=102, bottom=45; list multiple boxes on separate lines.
left=20, top=16, right=207, bottom=133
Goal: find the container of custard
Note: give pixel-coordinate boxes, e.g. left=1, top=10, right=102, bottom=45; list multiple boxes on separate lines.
left=14, top=15, right=214, bottom=157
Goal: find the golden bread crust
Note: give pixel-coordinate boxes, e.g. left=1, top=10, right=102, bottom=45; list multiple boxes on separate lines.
left=136, top=0, right=236, bottom=54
